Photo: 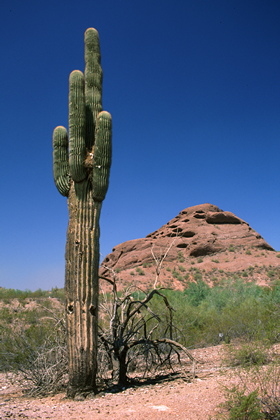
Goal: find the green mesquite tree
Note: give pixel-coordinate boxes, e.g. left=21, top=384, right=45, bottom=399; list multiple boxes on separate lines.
left=52, top=28, right=112, bottom=397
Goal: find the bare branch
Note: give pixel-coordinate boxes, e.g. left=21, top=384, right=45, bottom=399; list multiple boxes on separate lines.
left=151, top=237, right=178, bottom=288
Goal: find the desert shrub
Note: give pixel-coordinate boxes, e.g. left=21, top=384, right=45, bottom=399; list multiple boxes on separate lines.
left=184, top=280, right=210, bottom=307
left=129, top=278, right=280, bottom=349
left=0, top=297, right=67, bottom=395
left=170, top=278, right=280, bottom=347
left=146, top=289, right=208, bottom=347
left=4, top=325, right=67, bottom=396
left=143, top=263, right=152, bottom=268
left=267, top=270, right=276, bottom=278
left=98, top=281, right=194, bottom=386
left=198, top=298, right=276, bottom=345
left=193, top=271, right=203, bottom=281
left=224, top=341, right=270, bottom=368
left=177, top=251, right=185, bottom=262
left=217, top=360, right=280, bottom=420
left=257, top=363, right=280, bottom=419
left=0, top=287, right=65, bottom=302
left=49, top=287, right=65, bottom=300
left=218, top=387, right=264, bottom=420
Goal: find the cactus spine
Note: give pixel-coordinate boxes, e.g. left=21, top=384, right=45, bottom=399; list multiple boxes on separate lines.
left=52, top=28, right=112, bottom=397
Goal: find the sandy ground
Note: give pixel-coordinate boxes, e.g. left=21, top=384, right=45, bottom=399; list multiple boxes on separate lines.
left=0, top=345, right=233, bottom=420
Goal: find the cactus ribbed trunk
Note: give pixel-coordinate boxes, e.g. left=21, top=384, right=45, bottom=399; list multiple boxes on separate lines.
left=65, top=182, right=101, bottom=395
left=52, top=28, right=112, bottom=397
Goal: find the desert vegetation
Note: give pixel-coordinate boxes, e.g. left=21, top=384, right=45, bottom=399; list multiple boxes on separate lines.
left=214, top=342, right=280, bottom=419
left=0, top=276, right=279, bottom=418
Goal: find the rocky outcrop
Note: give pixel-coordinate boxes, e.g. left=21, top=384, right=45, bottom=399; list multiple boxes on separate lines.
left=100, top=203, right=277, bottom=289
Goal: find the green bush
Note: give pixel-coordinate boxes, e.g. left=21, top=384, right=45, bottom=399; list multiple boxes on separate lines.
left=0, top=297, right=66, bottom=395
left=133, top=278, right=280, bottom=348
left=267, top=270, right=276, bottom=278
left=218, top=387, right=264, bottom=420
left=224, top=341, right=269, bottom=368
left=0, top=287, right=65, bottom=301
left=177, top=251, right=185, bottom=262
left=217, top=360, right=280, bottom=420
left=184, top=280, right=210, bottom=307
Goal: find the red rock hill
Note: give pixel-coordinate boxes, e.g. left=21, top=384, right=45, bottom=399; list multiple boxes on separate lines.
left=100, top=204, right=279, bottom=290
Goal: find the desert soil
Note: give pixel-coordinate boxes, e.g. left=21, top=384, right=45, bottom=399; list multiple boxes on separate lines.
left=0, top=345, right=235, bottom=420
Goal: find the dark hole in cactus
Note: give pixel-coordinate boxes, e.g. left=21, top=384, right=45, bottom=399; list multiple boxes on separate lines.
left=68, top=305, right=74, bottom=314
left=89, top=305, right=97, bottom=316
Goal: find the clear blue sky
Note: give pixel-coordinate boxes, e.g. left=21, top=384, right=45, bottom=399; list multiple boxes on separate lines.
left=0, top=0, right=279, bottom=291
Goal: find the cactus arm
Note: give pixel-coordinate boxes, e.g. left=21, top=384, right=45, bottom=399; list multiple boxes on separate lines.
left=84, top=28, right=103, bottom=149
left=92, top=111, right=112, bottom=202
left=69, top=70, right=87, bottom=183
left=52, top=126, right=70, bottom=197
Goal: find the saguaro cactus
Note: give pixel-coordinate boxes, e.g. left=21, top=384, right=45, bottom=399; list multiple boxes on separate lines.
left=52, top=28, right=112, bottom=397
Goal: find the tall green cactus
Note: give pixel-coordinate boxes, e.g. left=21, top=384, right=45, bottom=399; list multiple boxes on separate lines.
left=52, top=28, right=112, bottom=397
